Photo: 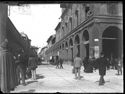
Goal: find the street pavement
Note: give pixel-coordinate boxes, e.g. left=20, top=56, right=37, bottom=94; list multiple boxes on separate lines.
left=10, top=62, right=123, bottom=93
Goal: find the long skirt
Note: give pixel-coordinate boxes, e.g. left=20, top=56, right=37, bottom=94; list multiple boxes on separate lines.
left=0, top=51, right=17, bottom=93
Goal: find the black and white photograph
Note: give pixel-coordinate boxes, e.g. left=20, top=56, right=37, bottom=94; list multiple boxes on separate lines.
left=0, top=1, right=123, bottom=93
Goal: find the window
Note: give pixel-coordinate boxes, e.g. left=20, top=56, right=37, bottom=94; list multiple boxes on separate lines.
left=107, top=3, right=118, bottom=15
left=85, top=4, right=92, bottom=18
left=62, top=27, right=65, bottom=37
left=75, top=10, right=79, bottom=26
left=65, top=23, right=68, bottom=33
left=69, top=17, right=72, bottom=31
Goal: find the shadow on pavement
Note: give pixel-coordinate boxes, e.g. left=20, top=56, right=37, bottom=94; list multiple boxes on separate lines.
left=19, top=89, right=35, bottom=93
left=26, top=80, right=38, bottom=85
left=41, top=63, right=49, bottom=65
left=36, top=74, right=45, bottom=80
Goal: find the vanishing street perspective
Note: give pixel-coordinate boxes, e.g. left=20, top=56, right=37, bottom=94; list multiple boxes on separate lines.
left=0, top=1, right=123, bottom=93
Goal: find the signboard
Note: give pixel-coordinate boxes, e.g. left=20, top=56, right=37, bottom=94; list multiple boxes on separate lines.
left=94, top=46, right=99, bottom=59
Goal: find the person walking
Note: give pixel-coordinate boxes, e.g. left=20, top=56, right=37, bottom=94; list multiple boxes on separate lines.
left=28, top=56, right=37, bottom=80
left=59, top=57, right=63, bottom=69
left=117, top=57, right=122, bottom=75
left=96, top=52, right=108, bottom=86
left=73, top=54, right=82, bottom=80
left=16, top=54, right=26, bottom=86
left=56, top=56, right=59, bottom=69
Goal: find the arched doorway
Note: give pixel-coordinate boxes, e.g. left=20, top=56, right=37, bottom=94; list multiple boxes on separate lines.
left=82, top=30, right=89, bottom=58
left=74, top=35, right=80, bottom=57
left=102, top=26, right=122, bottom=59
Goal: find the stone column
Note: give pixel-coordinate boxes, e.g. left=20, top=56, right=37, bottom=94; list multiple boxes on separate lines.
left=0, top=3, right=8, bottom=93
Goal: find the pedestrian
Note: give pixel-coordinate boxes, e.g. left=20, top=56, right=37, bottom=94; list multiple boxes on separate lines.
left=28, top=56, right=37, bottom=80
left=20, top=52, right=28, bottom=79
left=96, top=52, right=108, bottom=86
left=73, top=54, right=82, bottom=80
left=56, top=56, right=59, bottom=69
left=106, top=57, right=110, bottom=70
left=87, top=57, right=93, bottom=73
left=16, top=54, right=26, bottom=86
left=83, top=57, right=88, bottom=72
left=117, top=57, right=122, bottom=75
left=59, top=57, right=63, bottom=69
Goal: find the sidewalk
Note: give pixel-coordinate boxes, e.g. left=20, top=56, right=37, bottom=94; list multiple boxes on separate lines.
left=10, top=63, right=123, bottom=93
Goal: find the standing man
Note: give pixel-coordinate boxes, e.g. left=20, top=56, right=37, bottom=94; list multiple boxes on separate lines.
left=96, top=52, right=108, bottom=85
left=59, top=57, right=63, bottom=69
left=16, top=54, right=26, bottom=86
left=56, top=56, right=59, bottom=69
left=28, top=56, right=37, bottom=80
left=73, top=54, right=82, bottom=80
left=117, top=57, right=122, bottom=75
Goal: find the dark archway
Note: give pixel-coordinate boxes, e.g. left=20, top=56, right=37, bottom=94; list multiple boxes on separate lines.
left=69, top=17, right=72, bottom=31
left=75, top=10, right=79, bottom=26
left=69, top=38, right=73, bottom=46
left=74, top=35, right=80, bottom=56
left=82, top=30, right=89, bottom=58
left=69, top=38, right=73, bottom=61
left=65, top=41, right=68, bottom=48
left=102, top=26, right=122, bottom=59
left=62, top=43, right=64, bottom=49
left=60, top=45, right=61, bottom=50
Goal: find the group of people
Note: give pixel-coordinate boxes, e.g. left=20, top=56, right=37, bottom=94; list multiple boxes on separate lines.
left=15, top=53, right=38, bottom=86
left=55, top=56, right=63, bottom=69
left=73, top=52, right=123, bottom=86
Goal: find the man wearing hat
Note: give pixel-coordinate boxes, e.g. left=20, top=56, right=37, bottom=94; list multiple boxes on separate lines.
left=96, top=52, right=108, bottom=85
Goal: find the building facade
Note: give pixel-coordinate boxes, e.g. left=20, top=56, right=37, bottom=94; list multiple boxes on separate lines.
left=45, top=34, right=56, bottom=61
left=39, top=46, right=48, bottom=60
left=45, top=3, right=123, bottom=64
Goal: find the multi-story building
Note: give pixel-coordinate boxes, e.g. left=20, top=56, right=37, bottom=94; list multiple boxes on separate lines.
left=46, top=2, right=123, bottom=64
left=45, top=34, right=56, bottom=61
left=39, top=46, right=48, bottom=60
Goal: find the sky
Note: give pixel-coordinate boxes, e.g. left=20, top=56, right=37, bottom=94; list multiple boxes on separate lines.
left=9, top=4, right=61, bottom=51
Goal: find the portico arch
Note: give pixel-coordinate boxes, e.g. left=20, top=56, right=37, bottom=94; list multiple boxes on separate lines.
left=74, top=34, right=80, bottom=57
left=102, top=26, right=122, bottom=59
left=82, top=30, right=89, bottom=59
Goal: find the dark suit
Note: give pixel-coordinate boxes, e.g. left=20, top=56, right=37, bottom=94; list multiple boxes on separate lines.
left=96, top=56, right=108, bottom=85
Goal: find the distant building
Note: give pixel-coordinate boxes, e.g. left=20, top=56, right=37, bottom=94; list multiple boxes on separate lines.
left=39, top=46, right=48, bottom=60
left=45, top=34, right=56, bottom=61
left=46, top=34, right=56, bottom=48
left=46, top=3, right=123, bottom=64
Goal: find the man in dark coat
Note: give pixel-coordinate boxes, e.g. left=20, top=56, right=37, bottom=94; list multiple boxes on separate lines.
left=96, top=52, right=108, bottom=85
left=56, top=56, right=59, bottom=69
left=16, top=54, right=26, bottom=86
left=28, top=56, right=37, bottom=80
left=83, top=57, right=88, bottom=72
left=59, top=57, right=63, bottom=69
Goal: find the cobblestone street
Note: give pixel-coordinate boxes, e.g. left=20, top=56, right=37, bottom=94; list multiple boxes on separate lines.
left=10, top=62, right=123, bottom=93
